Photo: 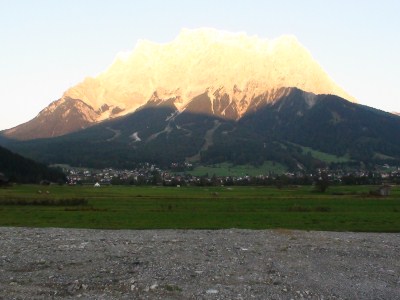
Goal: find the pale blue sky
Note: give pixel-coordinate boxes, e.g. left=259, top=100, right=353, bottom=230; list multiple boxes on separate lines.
left=1, top=0, right=399, bottom=130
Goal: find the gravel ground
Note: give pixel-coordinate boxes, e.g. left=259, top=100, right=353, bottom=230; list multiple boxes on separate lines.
left=0, top=227, right=399, bottom=299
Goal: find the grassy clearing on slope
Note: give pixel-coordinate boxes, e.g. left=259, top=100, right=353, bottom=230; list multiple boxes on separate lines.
left=298, top=145, right=351, bottom=163
left=188, top=161, right=287, bottom=177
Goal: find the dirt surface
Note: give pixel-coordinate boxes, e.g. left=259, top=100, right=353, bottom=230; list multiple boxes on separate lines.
left=0, top=228, right=399, bottom=299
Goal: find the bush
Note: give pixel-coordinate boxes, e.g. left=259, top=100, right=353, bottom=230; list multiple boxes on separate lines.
left=0, top=198, right=88, bottom=206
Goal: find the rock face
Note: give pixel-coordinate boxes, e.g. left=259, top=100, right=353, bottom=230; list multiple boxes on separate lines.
left=66, top=28, right=355, bottom=115
left=3, top=28, right=355, bottom=140
left=3, top=97, right=98, bottom=140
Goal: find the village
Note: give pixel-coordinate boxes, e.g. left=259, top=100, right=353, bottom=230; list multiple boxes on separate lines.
left=64, top=162, right=400, bottom=187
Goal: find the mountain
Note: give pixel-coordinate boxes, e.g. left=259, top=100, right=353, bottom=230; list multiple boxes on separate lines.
left=2, top=28, right=356, bottom=140
left=2, top=88, right=399, bottom=171
left=0, top=145, right=65, bottom=183
left=3, top=97, right=98, bottom=140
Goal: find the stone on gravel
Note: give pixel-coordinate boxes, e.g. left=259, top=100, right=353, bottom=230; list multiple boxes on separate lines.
left=0, top=227, right=399, bottom=299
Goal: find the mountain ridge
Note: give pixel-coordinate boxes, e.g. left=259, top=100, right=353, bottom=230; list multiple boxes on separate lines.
left=2, top=88, right=399, bottom=171
left=64, top=28, right=356, bottom=115
left=3, top=28, right=355, bottom=140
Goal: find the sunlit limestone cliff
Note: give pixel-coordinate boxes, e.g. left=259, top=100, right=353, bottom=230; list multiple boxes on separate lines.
left=4, top=28, right=356, bottom=140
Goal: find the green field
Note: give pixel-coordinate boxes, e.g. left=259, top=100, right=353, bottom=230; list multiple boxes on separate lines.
left=0, top=184, right=399, bottom=232
left=296, top=145, right=352, bottom=163
left=188, top=161, right=287, bottom=176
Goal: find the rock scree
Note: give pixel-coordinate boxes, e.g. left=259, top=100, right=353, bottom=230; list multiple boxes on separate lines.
left=0, top=228, right=399, bottom=299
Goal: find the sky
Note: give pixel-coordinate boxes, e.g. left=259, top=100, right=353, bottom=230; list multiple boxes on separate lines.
left=0, top=0, right=399, bottom=130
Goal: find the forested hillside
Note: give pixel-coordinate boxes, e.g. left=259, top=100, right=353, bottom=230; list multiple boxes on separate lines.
left=0, top=145, right=65, bottom=183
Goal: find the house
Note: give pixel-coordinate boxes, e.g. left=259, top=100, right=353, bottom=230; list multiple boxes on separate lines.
left=378, top=185, right=391, bottom=196
left=40, top=179, right=51, bottom=186
left=0, top=172, right=8, bottom=186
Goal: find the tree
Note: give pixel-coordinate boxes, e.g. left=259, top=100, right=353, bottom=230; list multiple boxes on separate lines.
left=151, top=170, right=163, bottom=185
left=314, top=172, right=329, bottom=193
left=211, top=173, right=219, bottom=186
left=199, top=176, right=209, bottom=186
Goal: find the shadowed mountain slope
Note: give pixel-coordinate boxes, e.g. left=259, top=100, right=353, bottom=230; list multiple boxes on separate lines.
left=2, top=88, right=399, bottom=170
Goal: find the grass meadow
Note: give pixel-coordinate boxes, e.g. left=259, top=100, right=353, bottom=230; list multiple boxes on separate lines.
left=0, top=184, right=399, bottom=232
left=188, top=161, right=287, bottom=176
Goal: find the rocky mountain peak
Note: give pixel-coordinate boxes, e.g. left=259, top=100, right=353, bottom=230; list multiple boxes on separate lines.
left=65, top=28, right=355, bottom=115
left=4, top=28, right=356, bottom=140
